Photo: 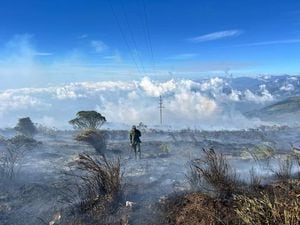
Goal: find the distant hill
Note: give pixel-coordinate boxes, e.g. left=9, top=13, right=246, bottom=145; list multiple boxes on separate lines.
left=246, top=96, right=300, bottom=121
left=261, top=96, right=300, bottom=114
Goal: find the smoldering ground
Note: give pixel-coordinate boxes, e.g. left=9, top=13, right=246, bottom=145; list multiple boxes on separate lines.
left=0, top=126, right=300, bottom=225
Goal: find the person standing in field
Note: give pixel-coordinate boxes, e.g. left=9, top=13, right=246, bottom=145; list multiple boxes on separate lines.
left=129, top=125, right=142, bottom=159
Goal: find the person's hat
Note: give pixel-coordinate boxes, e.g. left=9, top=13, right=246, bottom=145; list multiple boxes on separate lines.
left=132, top=125, right=136, bottom=129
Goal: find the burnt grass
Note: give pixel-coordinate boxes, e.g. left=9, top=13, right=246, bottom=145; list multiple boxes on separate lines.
left=0, top=127, right=300, bottom=224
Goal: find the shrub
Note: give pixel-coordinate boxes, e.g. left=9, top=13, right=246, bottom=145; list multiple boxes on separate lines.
left=63, top=153, right=124, bottom=218
left=273, top=155, right=294, bottom=181
left=61, top=153, right=125, bottom=224
left=14, top=117, right=37, bottom=137
left=36, top=124, right=58, bottom=138
left=249, top=145, right=275, bottom=167
left=168, top=147, right=300, bottom=225
left=0, top=135, right=39, bottom=179
left=75, top=129, right=108, bottom=155
left=235, top=180, right=300, bottom=225
left=248, top=167, right=262, bottom=192
left=188, top=149, right=240, bottom=199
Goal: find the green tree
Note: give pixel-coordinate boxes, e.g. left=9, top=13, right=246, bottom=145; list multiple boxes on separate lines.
left=70, top=111, right=108, bottom=154
left=69, top=111, right=106, bottom=129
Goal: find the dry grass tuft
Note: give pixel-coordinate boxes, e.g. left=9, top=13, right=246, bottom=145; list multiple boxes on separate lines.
left=273, top=155, right=294, bottom=181
left=76, top=153, right=124, bottom=213
left=165, top=148, right=300, bottom=225
left=187, top=148, right=241, bottom=199
left=61, top=153, right=125, bottom=225
left=235, top=179, right=300, bottom=225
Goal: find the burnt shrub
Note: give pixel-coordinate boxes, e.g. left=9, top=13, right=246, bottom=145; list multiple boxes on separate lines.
left=187, top=149, right=241, bottom=199
left=75, top=129, right=108, bottom=155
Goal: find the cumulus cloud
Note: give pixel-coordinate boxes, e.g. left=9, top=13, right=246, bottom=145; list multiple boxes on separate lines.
left=243, top=85, right=274, bottom=104
left=0, top=76, right=281, bottom=129
left=0, top=91, right=49, bottom=116
left=139, top=77, right=176, bottom=97
left=55, top=87, right=80, bottom=100
left=280, top=83, right=295, bottom=91
left=200, top=77, right=225, bottom=92
left=167, top=90, right=218, bottom=120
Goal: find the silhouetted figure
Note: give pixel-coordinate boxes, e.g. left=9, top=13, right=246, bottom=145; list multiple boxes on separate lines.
left=129, top=125, right=142, bottom=159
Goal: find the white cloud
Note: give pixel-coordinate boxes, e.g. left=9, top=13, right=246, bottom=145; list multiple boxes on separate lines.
left=235, top=39, right=300, bottom=47
left=167, top=90, right=218, bottom=120
left=189, top=30, right=243, bottom=43
left=0, top=34, right=257, bottom=91
left=128, top=91, right=139, bottom=100
left=0, top=76, right=280, bottom=129
left=55, top=87, right=79, bottom=100
left=244, top=85, right=274, bottom=104
left=280, top=83, right=295, bottom=91
left=0, top=91, right=49, bottom=115
left=91, top=40, right=108, bottom=53
left=200, top=77, right=225, bottom=92
left=99, top=100, right=149, bottom=125
left=228, top=90, right=242, bottom=101
left=0, top=35, right=140, bottom=89
left=139, top=77, right=176, bottom=97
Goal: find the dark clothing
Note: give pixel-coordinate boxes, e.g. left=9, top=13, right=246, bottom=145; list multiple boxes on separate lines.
left=129, top=128, right=142, bottom=159
left=130, top=129, right=141, bottom=144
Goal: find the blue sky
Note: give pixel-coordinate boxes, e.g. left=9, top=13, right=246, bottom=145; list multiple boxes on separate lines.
left=0, top=0, right=300, bottom=89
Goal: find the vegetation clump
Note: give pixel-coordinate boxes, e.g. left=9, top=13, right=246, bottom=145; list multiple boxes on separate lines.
left=62, top=153, right=125, bottom=225
left=69, top=111, right=106, bottom=130
left=161, top=148, right=300, bottom=225
left=75, top=129, right=108, bottom=155
left=235, top=180, right=300, bottom=225
left=188, top=149, right=241, bottom=199
left=14, top=117, right=37, bottom=137
left=70, top=111, right=108, bottom=154
left=0, top=135, right=39, bottom=179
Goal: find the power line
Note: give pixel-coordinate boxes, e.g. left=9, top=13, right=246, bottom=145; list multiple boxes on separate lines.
left=139, top=0, right=151, bottom=74
left=141, top=0, right=156, bottom=74
left=119, top=0, right=147, bottom=75
left=107, top=0, right=143, bottom=75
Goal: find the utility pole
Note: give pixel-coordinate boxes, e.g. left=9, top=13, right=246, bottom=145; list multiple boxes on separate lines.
left=159, top=95, right=164, bottom=125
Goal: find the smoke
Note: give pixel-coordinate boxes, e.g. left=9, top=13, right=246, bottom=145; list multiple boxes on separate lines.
left=167, top=90, right=218, bottom=120
left=0, top=76, right=280, bottom=129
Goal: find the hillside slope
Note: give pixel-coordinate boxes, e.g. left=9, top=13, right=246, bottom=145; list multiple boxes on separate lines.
left=246, top=96, right=300, bottom=124
left=260, top=96, right=300, bottom=115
